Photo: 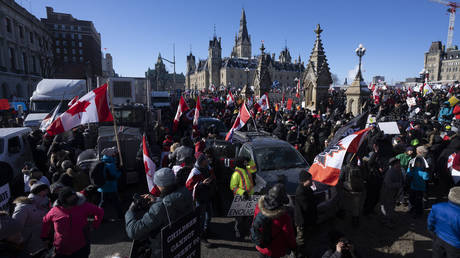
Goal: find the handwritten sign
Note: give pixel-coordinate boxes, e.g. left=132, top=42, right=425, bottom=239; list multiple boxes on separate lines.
left=0, top=183, right=10, bottom=211
left=161, top=210, right=200, bottom=258
left=227, top=195, right=261, bottom=217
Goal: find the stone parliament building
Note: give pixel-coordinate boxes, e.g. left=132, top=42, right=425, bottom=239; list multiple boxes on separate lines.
left=424, top=41, right=460, bottom=82
left=185, top=9, right=304, bottom=91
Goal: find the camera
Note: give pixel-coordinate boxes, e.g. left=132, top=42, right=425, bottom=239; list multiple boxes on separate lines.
left=132, top=193, right=151, bottom=211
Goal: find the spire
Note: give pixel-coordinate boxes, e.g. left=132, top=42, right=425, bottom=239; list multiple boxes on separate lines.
left=213, top=24, right=216, bottom=38
left=260, top=40, right=265, bottom=54
left=238, top=8, right=250, bottom=44
left=157, top=53, right=163, bottom=63
left=308, top=24, right=329, bottom=76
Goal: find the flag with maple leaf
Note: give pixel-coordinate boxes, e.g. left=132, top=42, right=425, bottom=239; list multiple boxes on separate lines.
left=40, top=101, right=62, bottom=132
left=173, top=96, right=190, bottom=132
left=47, top=83, right=113, bottom=136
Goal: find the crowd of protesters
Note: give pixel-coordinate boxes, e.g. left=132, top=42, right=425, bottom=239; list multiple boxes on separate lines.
left=0, top=84, right=459, bottom=258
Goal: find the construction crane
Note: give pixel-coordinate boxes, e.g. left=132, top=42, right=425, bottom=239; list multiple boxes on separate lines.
left=431, top=0, right=460, bottom=49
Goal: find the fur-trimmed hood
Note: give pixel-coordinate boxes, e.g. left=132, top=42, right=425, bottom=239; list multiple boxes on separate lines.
left=13, top=196, right=32, bottom=205
left=258, top=196, right=286, bottom=219
left=53, top=192, right=86, bottom=207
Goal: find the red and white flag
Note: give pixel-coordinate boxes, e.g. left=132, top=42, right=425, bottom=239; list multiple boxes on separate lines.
left=143, top=134, right=156, bottom=193
left=296, top=79, right=301, bottom=98
left=254, top=93, right=270, bottom=112
left=193, top=96, right=201, bottom=130
left=372, top=84, right=380, bottom=104
left=226, top=90, right=235, bottom=106
left=225, top=102, right=251, bottom=141
left=173, top=96, right=190, bottom=132
left=40, top=102, right=62, bottom=132
left=309, top=128, right=371, bottom=186
left=47, top=84, right=113, bottom=136
left=68, top=96, right=79, bottom=107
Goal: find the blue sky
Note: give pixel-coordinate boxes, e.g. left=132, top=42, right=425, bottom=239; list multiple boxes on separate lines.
left=19, top=0, right=453, bottom=84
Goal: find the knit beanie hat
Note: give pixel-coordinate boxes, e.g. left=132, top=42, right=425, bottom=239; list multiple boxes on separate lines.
left=30, top=182, right=49, bottom=195
left=448, top=187, right=460, bottom=206
left=154, top=168, right=176, bottom=187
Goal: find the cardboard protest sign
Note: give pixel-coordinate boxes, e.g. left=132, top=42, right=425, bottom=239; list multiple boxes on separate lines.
left=227, top=195, right=261, bottom=217
left=161, top=210, right=200, bottom=258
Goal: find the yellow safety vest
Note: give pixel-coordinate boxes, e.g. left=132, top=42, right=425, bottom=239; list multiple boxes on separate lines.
left=230, top=166, right=254, bottom=196
left=246, top=160, right=257, bottom=174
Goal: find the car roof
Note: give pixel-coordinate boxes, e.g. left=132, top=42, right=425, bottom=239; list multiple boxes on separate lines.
left=198, top=117, right=220, bottom=122
left=243, top=137, right=291, bottom=149
left=0, top=127, right=32, bottom=137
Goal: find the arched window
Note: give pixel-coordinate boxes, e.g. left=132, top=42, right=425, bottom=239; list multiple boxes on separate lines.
left=1, top=83, right=9, bottom=99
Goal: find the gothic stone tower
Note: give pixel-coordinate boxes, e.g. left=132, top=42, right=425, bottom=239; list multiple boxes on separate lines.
left=232, top=9, right=252, bottom=59
left=302, top=24, right=333, bottom=112
left=253, top=42, right=272, bottom=97
left=208, top=35, right=222, bottom=89
left=186, top=52, right=196, bottom=90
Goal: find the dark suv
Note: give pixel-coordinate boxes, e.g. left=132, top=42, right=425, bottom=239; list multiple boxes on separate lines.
left=208, top=131, right=339, bottom=222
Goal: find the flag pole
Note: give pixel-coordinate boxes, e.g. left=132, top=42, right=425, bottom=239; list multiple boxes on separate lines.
left=108, top=79, right=124, bottom=167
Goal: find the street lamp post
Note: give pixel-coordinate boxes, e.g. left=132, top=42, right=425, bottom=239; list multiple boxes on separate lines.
left=420, top=68, right=429, bottom=82
left=355, top=44, right=366, bottom=80
left=245, top=67, right=250, bottom=87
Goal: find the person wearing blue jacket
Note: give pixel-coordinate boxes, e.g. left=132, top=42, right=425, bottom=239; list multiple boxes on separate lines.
left=407, top=156, right=430, bottom=217
left=438, top=101, right=453, bottom=124
left=428, top=187, right=460, bottom=257
left=98, top=148, right=123, bottom=221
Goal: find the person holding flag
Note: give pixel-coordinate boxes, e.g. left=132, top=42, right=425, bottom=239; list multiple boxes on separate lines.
left=225, top=101, right=252, bottom=142
left=173, top=96, right=190, bottom=132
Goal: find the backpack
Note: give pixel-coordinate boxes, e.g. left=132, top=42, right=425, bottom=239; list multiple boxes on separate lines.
left=89, top=161, right=114, bottom=188
left=343, top=164, right=364, bottom=192
left=250, top=212, right=272, bottom=248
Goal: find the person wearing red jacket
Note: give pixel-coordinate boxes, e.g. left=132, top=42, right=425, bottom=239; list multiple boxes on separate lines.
left=41, top=187, right=104, bottom=258
left=253, top=183, right=296, bottom=258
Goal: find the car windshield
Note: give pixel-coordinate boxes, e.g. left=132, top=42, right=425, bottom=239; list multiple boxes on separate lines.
left=254, top=145, right=307, bottom=171
left=0, top=139, right=4, bottom=154
left=31, top=101, right=69, bottom=113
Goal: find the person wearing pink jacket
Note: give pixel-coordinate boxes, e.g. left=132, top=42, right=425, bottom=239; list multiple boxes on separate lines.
left=41, top=187, right=104, bottom=258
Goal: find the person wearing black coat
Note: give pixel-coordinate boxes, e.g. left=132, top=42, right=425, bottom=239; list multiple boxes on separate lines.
left=295, top=170, right=317, bottom=257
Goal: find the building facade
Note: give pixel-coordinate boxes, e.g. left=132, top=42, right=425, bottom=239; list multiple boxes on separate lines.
left=102, top=52, right=115, bottom=77
left=146, top=53, right=185, bottom=92
left=41, top=7, right=101, bottom=80
left=424, top=41, right=460, bottom=82
left=186, top=9, right=303, bottom=91
left=0, top=0, right=54, bottom=100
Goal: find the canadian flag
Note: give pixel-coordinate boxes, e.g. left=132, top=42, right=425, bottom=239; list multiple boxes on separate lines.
left=296, top=79, right=301, bottom=98
left=254, top=93, right=270, bottom=112
left=226, top=90, right=235, bottom=106
left=225, top=102, right=251, bottom=141
left=47, top=84, right=113, bottom=136
left=372, top=84, right=380, bottom=104
left=309, top=128, right=370, bottom=186
left=193, top=96, right=201, bottom=130
left=40, top=102, right=62, bottom=132
left=68, top=96, right=79, bottom=107
left=173, top=96, right=189, bottom=132
left=143, top=134, right=157, bottom=193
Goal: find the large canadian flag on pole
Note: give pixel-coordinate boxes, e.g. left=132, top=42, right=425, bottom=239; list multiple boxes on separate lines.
left=193, top=96, right=201, bottom=130
left=173, top=96, right=190, bottom=132
left=225, top=101, right=251, bottom=141
left=143, top=134, right=157, bottom=193
left=40, top=101, right=62, bottom=132
left=309, top=128, right=371, bottom=186
left=47, top=84, right=113, bottom=136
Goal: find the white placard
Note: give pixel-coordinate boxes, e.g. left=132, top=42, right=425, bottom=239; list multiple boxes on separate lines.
left=378, top=122, right=400, bottom=135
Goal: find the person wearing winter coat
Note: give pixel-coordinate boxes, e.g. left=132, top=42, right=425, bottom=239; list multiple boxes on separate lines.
left=428, top=187, right=460, bottom=258
left=253, top=183, right=296, bottom=258
left=125, top=168, right=194, bottom=258
left=295, top=170, right=317, bottom=257
left=12, top=189, right=48, bottom=256
left=0, top=211, right=24, bottom=257
left=380, top=158, right=403, bottom=227
left=169, top=137, right=194, bottom=165
left=98, top=152, right=123, bottom=221
left=407, top=157, right=430, bottom=217
left=185, top=154, right=215, bottom=242
left=438, top=101, right=453, bottom=124
left=41, top=187, right=104, bottom=258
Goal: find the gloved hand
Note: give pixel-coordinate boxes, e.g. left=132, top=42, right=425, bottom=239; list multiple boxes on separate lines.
left=243, top=191, right=249, bottom=200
